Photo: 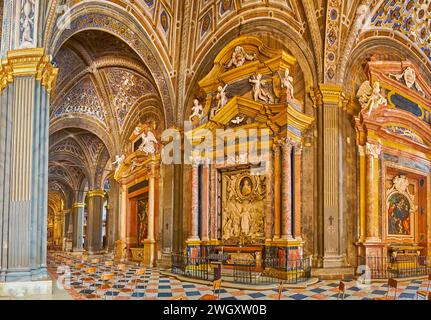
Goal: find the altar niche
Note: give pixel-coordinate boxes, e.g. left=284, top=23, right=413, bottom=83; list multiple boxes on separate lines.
left=355, top=59, right=431, bottom=262
left=184, top=35, right=314, bottom=275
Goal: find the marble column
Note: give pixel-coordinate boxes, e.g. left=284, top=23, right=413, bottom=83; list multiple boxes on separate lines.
left=294, top=145, right=303, bottom=239
left=86, top=190, right=105, bottom=254
left=189, top=163, right=200, bottom=241
left=0, top=49, right=57, bottom=288
left=265, top=143, right=274, bottom=241
left=281, top=138, right=293, bottom=240
left=358, top=145, right=367, bottom=243
left=72, top=203, right=85, bottom=251
left=146, top=163, right=158, bottom=267
left=201, top=163, right=210, bottom=242
left=273, top=143, right=281, bottom=239
left=365, top=143, right=381, bottom=242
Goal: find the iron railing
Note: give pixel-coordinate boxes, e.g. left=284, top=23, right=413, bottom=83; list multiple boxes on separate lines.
left=357, top=255, right=431, bottom=279
left=171, top=254, right=311, bottom=285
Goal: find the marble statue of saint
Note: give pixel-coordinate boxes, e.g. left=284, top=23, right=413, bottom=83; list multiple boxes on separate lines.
left=280, top=68, right=294, bottom=99
left=216, top=84, right=228, bottom=112
left=189, top=99, right=204, bottom=122
left=225, top=46, right=256, bottom=69
left=249, top=74, right=274, bottom=103
left=139, top=126, right=158, bottom=155
left=356, top=80, right=387, bottom=116
left=112, top=154, right=125, bottom=175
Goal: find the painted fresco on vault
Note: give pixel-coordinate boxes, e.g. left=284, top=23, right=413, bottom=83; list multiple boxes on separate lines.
left=388, top=193, right=411, bottom=236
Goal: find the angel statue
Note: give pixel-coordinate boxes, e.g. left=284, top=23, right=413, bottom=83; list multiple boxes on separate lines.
left=280, top=68, right=294, bottom=99
left=112, top=154, right=125, bottom=175
left=225, top=46, right=257, bottom=69
left=189, top=99, right=204, bottom=122
left=356, top=80, right=387, bottom=116
left=216, top=84, right=229, bottom=112
left=138, top=126, right=158, bottom=155
left=249, top=74, right=274, bottom=103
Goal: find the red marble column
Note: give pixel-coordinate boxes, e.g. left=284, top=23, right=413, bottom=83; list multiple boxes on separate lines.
left=273, top=143, right=281, bottom=239
left=189, top=163, right=200, bottom=240
left=294, top=145, right=303, bottom=239
left=201, top=164, right=210, bottom=241
left=281, top=138, right=293, bottom=240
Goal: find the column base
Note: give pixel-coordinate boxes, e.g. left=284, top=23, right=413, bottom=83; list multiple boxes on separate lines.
left=143, top=240, right=156, bottom=267
left=0, top=279, right=52, bottom=297
left=322, top=254, right=346, bottom=268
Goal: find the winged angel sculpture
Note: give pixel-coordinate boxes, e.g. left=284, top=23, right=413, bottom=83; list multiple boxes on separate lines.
left=356, top=81, right=388, bottom=116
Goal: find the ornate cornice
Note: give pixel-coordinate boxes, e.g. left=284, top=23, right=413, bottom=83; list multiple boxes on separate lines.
left=0, top=48, right=58, bottom=92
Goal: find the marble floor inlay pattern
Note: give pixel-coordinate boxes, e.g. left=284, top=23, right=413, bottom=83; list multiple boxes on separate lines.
left=43, top=253, right=430, bottom=301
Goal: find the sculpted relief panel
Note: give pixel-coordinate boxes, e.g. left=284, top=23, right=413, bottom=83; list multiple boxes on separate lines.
left=221, top=170, right=266, bottom=246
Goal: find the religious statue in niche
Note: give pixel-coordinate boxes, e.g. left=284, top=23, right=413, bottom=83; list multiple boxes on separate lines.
left=249, top=74, right=275, bottom=103
left=189, top=99, right=204, bottom=122
left=137, top=198, right=149, bottom=247
left=221, top=171, right=266, bottom=245
left=138, top=125, right=158, bottom=155
left=225, top=46, right=257, bottom=69
left=386, top=175, right=415, bottom=237
left=356, top=80, right=388, bottom=116
left=389, top=66, right=426, bottom=98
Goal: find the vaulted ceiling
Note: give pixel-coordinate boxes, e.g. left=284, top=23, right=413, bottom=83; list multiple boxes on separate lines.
left=49, top=30, right=165, bottom=200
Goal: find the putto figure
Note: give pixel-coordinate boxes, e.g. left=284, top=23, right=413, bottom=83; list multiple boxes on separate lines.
left=280, top=68, right=294, bottom=99
left=139, top=125, right=158, bottom=155
left=216, top=84, right=229, bottom=112
left=189, top=99, right=204, bottom=122
left=249, top=74, right=274, bottom=103
left=225, top=46, right=257, bottom=69
left=112, top=154, right=125, bottom=175
left=356, top=80, right=387, bottom=116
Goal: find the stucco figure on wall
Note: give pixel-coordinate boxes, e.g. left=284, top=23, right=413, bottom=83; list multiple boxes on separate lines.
left=280, top=68, right=294, bottom=99
left=225, top=46, right=256, bottom=69
left=138, top=126, right=158, bottom=155
left=189, top=99, right=204, bottom=122
left=112, top=154, right=125, bottom=175
left=20, top=0, right=35, bottom=47
left=390, top=66, right=426, bottom=98
left=249, top=74, right=274, bottom=103
left=356, top=81, right=387, bottom=116
left=215, top=84, right=229, bottom=112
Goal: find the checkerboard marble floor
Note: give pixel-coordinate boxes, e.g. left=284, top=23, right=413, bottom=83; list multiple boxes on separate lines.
left=48, top=253, right=429, bottom=301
